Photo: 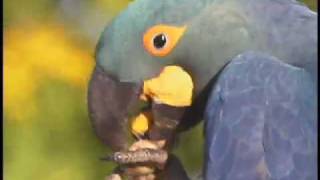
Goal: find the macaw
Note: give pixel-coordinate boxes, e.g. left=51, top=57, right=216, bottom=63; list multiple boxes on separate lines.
left=88, top=0, right=317, bottom=179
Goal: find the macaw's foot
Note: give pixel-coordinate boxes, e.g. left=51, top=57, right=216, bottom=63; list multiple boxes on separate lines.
left=156, top=154, right=190, bottom=180
left=105, top=172, right=155, bottom=180
left=105, top=140, right=189, bottom=180
left=124, top=155, right=190, bottom=180
left=105, top=173, right=122, bottom=180
left=106, top=140, right=168, bottom=166
left=103, top=140, right=167, bottom=179
left=126, top=172, right=156, bottom=180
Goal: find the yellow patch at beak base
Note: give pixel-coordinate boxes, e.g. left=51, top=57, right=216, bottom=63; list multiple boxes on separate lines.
left=143, top=66, right=194, bottom=107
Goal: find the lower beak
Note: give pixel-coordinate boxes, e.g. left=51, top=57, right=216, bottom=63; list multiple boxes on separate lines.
left=132, top=65, right=194, bottom=142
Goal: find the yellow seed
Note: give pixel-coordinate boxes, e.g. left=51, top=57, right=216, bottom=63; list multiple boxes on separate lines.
left=131, top=112, right=151, bottom=137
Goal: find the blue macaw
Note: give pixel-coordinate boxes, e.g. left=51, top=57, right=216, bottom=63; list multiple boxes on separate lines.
left=88, top=0, right=317, bottom=179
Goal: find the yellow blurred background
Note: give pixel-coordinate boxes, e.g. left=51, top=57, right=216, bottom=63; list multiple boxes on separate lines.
left=3, top=0, right=317, bottom=179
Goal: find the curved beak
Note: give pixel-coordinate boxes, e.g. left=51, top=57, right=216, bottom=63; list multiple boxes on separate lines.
left=88, top=65, right=195, bottom=151
left=88, top=66, right=143, bottom=151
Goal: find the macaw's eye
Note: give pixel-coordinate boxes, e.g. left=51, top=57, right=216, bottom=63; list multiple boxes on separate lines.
left=153, top=33, right=167, bottom=49
left=143, top=24, right=187, bottom=57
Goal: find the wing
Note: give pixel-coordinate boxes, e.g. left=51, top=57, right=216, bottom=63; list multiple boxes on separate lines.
left=204, top=52, right=317, bottom=180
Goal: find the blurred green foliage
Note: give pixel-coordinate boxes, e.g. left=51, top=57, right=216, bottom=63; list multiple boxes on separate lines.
left=302, top=0, right=317, bottom=10
left=3, top=0, right=317, bottom=180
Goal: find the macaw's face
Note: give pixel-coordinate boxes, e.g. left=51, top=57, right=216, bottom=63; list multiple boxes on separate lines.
left=95, top=0, right=216, bottom=91
left=88, top=0, right=218, bottom=151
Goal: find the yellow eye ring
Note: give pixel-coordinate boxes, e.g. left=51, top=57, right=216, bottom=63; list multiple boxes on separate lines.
left=143, top=24, right=187, bottom=57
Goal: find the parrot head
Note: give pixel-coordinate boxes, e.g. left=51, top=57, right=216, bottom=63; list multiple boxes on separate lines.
left=88, top=0, right=250, bottom=151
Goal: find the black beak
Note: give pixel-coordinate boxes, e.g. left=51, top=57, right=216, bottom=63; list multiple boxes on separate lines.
left=88, top=66, right=206, bottom=151
left=88, top=66, right=143, bottom=151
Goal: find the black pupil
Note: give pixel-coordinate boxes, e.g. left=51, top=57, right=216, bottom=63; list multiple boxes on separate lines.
left=153, top=34, right=167, bottom=49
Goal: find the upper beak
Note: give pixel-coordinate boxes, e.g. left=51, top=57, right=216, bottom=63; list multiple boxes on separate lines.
left=88, top=66, right=143, bottom=151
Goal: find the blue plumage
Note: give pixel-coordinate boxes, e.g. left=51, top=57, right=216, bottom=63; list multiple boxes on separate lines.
left=204, top=52, right=317, bottom=179
left=89, top=0, right=317, bottom=179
